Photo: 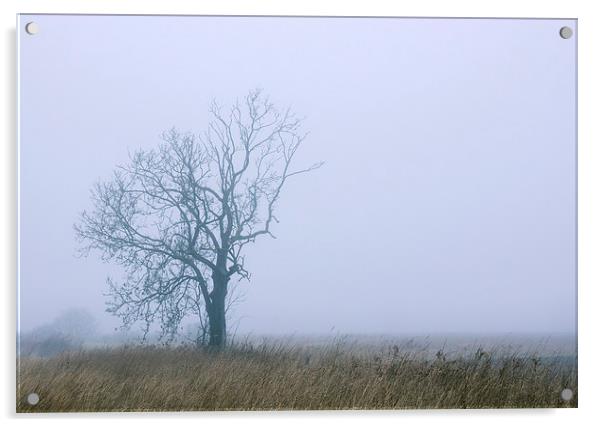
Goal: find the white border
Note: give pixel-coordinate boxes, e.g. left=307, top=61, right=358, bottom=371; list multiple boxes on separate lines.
left=2, top=1, right=600, bottom=426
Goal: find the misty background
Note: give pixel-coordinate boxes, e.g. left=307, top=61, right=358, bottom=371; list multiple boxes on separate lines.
left=18, top=16, right=576, bottom=344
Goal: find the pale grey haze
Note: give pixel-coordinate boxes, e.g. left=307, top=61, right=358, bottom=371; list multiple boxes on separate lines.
left=18, top=16, right=576, bottom=337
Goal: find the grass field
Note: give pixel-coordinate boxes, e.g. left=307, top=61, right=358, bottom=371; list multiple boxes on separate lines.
left=17, top=341, right=577, bottom=412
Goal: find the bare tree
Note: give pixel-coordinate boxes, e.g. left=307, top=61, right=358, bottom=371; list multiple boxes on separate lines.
left=75, top=90, right=322, bottom=346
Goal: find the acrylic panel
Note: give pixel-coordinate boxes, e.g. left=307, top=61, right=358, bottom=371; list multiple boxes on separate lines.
left=17, top=15, right=577, bottom=412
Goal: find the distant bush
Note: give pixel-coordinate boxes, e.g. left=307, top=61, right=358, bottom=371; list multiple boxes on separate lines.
left=19, top=332, right=80, bottom=358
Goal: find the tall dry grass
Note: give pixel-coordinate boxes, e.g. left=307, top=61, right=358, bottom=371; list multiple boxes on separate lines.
left=17, top=342, right=577, bottom=412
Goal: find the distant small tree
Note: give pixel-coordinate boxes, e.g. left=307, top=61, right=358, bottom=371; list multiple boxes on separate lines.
left=75, top=90, right=322, bottom=346
left=49, top=308, right=98, bottom=340
left=19, top=308, right=98, bottom=357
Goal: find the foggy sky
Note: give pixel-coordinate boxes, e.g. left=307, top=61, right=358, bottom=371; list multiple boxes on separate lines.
left=18, top=15, right=576, bottom=336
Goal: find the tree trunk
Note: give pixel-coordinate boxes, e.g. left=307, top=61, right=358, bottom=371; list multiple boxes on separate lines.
left=208, top=270, right=228, bottom=346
